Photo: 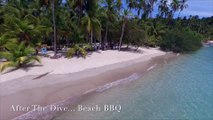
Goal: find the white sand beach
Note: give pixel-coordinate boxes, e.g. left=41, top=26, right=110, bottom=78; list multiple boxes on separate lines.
left=0, top=47, right=171, bottom=120
left=0, top=47, right=165, bottom=83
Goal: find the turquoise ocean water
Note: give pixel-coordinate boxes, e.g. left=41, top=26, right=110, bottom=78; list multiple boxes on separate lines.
left=55, top=47, right=213, bottom=120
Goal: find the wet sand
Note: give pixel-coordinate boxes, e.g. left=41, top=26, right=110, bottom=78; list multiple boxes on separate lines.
left=0, top=53, right=177, bottom=120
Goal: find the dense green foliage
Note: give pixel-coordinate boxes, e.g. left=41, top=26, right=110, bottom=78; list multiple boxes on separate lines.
left=0, top=42, right=41, bottom=72
left=123, top=20, right=147, bottom=47
left=67, top=44, right=92, bottom=58
left=0, top=0, right=212, bottom=71
left=160, top=28, right=203, bottom=52
left=177, top=16, right=213, bottom=41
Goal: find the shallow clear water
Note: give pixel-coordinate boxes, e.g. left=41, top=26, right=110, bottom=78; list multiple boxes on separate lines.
left=55, top=47, right=213, bottom=120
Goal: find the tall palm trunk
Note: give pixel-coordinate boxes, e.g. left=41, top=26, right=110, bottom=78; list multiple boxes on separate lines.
left=99, top=31, right=102, bottom=50
left=90, top=31, right=93, bottom=44
left=119, top=21, right=125, bottom=51
left=51, top=0, right=57, bottom=56
left=104, top=22, right=108, bottom=49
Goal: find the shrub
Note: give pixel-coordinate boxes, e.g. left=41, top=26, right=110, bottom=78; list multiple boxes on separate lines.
left=0, top=42, right=41, bottom=72
left=66, top=44, right=92, bottom=58
left=67, top=48, right=75, bottom=58
left=160, top=29, right=203, bottom=52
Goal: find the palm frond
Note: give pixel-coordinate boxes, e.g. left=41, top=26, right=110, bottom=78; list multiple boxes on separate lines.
left=0, top=51, right=13, bottom=60
left=0, top=61, right=17, bottom=72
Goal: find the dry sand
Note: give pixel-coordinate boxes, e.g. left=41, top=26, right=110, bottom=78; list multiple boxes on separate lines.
left=0, top=48, right=165, bottom=83
left=0, top=48, right=172, bottom=120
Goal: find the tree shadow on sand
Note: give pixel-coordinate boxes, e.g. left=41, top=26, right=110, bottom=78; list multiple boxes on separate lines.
left=86, top=48, right=143, bottom=57
left=119, top=47, right=144, bottom=53
left=1, top=63, right=43, bottom=74
left=32, top=70, right=53, bottom=80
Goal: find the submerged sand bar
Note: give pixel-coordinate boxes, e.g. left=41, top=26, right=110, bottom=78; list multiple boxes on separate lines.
left=0, top=48, right=171, bottom=120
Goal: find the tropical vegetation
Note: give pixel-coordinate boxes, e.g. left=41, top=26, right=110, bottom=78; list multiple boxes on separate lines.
left=0, top=0, right=212, bottom=72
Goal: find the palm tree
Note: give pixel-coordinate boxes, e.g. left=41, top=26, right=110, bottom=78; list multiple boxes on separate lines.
left=126, top=0, right=156, bottom=19
left=148, top=21, right=166, bottom=46
left=116, top=0, right=122, bottom=10
left=40, top=0, right=57, bottom=56
left=178, top=0, right=188, bottom=17
left=102, top=0, right=117, bottom=49
left=0, top=42, right=41, bottom=72
left=96, top=7, right=107, bottom=48
left=82, top=14, right=101, bottom=44
left=82, top=0, right=101, bottom=44
left=126, top=0, right=137, bottom=10
left=158, top=0, right=169, bottom=18
left=0, top=34, right=16, bottom=51
left=51, top=0, right=57, bottom=56
left=148, top=0, right=157, bottom=18
left=138, top=0, right=148, bottom=19
left=73, top=0, right=87, bottom=25
left=170, top=0, right=181, bottom=18
left=119, top=9, right=129, bottom=51
left=2, top=5, right=47, bottom=47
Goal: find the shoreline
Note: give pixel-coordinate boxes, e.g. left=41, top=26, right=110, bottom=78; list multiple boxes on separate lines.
left=0, top=48, right=165, bottom=83
left=0, top=49, right=177, bottom=120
